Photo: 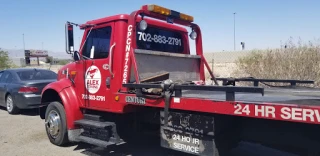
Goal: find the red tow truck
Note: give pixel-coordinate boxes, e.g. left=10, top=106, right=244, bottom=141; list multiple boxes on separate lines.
left=39, top=4, right=320, bottom=156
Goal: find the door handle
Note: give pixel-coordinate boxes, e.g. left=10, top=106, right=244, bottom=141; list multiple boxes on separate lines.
left=109, top=43, right=116, bottom=78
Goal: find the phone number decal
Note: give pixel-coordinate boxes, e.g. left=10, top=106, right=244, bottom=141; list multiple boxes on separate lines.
left=137, top=32, right=182, bottom=46
left=82, top=94, right=106, bottom=101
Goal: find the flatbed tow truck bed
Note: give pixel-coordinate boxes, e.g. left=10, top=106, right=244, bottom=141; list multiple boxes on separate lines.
left=124, top=78, right=320, bottom=126
left=123, top=80, right=320, bottom=155
left=183, top=87, right=320, bottom=105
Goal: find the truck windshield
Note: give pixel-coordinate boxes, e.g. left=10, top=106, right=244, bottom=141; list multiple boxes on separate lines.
left=136, top=26, right=184, bottom=53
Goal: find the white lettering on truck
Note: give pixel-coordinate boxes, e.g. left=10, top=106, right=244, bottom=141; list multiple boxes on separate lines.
left=233, top=104, right=320, bottom=123
left=172, top=134, right=200, bottom=154
left=122, top=25, right=133, bottom=84
left=280, top=107, right=320, bottom=122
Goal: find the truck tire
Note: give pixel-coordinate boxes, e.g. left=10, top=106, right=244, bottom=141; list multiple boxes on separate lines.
left=213, top=141, right=229, bottom=156
left=45, top=101, right=69, bottom=146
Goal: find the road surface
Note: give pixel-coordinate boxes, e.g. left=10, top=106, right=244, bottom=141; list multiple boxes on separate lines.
left=0, top=108, right=298, bottom=156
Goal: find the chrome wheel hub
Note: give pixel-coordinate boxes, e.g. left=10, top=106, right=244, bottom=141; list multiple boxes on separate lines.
left=46, top=110, right=61, bottom=138
left=6, top=96, right=13, bottom=112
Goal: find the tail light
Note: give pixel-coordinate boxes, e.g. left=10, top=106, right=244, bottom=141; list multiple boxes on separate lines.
left=18, top=87, right=39, bottom=93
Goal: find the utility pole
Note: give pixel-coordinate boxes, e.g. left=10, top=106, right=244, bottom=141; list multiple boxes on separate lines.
left=211, top=53, right=214, bottom=85
left=233, top=12, right=236, bottom=51
left=22, top=33, right=25, bottom=51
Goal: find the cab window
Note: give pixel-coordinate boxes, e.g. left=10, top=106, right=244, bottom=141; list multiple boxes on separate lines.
left=82, top=26, right=112, bottom=59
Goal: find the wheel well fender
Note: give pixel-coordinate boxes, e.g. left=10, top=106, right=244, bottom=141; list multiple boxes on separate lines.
left=40, top=79, right=83, bottom=129
left=5, top=92, right=10, bottom=100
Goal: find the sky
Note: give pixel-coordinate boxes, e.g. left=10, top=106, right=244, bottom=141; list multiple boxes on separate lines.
left=0, top=0, right=319, bottom=54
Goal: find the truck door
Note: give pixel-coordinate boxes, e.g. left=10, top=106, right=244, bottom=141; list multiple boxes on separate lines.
left=75, top=22, right=115, bottom=109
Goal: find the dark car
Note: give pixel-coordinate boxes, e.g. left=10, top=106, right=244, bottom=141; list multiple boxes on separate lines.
left=0, top=68, right=57, bottom=114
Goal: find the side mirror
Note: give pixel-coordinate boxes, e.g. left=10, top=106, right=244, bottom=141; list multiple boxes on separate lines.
left=65, top=22, right=74, bottom=54
left=73, top=51, right=80, bottom=61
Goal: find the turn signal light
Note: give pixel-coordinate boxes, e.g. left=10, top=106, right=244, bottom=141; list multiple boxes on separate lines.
left=115, top=95, right=120, bottom=101
left=70, top=71, right=77, bottom=76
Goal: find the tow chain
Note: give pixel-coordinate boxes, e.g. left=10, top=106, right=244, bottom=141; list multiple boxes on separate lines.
left=163, top=83, right=175, bottom=126
left=136, top=79, right=190, bottom=127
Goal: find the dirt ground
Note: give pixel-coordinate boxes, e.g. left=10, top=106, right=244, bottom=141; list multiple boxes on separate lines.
left=0, top=108, right=298, bottom=156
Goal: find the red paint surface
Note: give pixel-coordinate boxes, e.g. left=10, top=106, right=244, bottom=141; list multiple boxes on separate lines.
left=116, top=93, right=320, bottom=125
left=44, top=5, right=320, bottom=131
left=42, top=79, right=83, bottom=129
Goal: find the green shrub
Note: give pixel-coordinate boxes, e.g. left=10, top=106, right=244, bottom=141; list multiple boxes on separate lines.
left=234, top=38, right=320, bottom=87
left=58, top=59, right=70, bottom=65
left=0, top=48, right=16, bottom=70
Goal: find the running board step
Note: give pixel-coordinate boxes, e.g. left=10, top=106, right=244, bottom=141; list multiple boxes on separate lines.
left=74, top=116, right=124, bottom=147
left=83, top=114, right=104, bottom=121
left=78, top=135, right=115, bottom=147
left=74, top=119, right=114, bottom=128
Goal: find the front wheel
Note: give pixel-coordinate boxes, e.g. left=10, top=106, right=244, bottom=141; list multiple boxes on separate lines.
left=45, top=101, right=69, bottom=146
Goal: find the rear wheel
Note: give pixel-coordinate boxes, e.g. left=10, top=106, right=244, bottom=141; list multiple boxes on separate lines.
left=45, top=101, right=69, bottom=146
left=6, top=94, right=19, bottom=114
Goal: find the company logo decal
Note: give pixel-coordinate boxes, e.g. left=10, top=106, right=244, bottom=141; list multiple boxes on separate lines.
left=85, top=65, right=101, bottom=94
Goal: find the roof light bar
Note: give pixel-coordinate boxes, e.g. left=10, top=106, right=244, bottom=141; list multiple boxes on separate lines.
left=142, top=4, right=194, bottom=22
left=180, top=13, right=194, bottom=23
left=147, top=5, right=170, bottom=16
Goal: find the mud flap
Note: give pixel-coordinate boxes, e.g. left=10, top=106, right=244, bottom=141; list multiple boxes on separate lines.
left=160, top=111, right=217, bottom=155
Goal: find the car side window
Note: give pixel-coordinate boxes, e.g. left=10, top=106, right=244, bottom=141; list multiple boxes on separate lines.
left=0, top=72, right=9, bottom=83
left=0, top=71, right=3, bottom=81
left=6, top=73, right=14, bottom=83
left=82, top=26, right=112, bottom=60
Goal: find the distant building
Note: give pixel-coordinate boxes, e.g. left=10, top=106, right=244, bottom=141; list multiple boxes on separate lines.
left=11, top=57, right=26, bottom=67
left=10, top=57, right=72, bottom=67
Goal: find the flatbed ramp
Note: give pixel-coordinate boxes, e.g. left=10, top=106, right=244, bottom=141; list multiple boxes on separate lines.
left=182, top=87, right=320, bottom=105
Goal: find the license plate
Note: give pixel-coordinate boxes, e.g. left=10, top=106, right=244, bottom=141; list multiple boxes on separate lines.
left=160, top=111, right=215, bottom=155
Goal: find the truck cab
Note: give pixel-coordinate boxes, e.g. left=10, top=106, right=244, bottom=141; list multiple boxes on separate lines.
left=59, top=12, right=199, bottom=111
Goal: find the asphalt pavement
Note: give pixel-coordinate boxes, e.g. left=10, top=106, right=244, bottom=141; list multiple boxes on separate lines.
left=0, top=107, right=298, bottom=156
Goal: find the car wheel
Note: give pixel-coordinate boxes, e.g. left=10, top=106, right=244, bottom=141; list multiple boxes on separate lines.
left=45, top=101, right=69, bottom=146
left=6, top=94, right=19, bottom=114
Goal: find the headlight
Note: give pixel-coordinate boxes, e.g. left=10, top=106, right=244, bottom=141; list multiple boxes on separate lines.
left=139, top=20, right=148, bottom=31
left=189, top=30, right=197, bottom=40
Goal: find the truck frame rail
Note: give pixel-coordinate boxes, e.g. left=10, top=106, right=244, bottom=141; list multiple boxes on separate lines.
left=123, top=83, right=264, bottom=101
left=216, top=77, right=314, bottom=87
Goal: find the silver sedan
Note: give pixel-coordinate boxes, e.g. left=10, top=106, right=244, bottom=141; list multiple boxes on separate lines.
left=0, top=68, right=56, bottom=114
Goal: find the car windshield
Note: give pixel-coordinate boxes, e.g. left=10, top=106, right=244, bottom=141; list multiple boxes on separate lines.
left=17, top=69, right=57, bottom=81
left=136, top=25, right=184, bottom=53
